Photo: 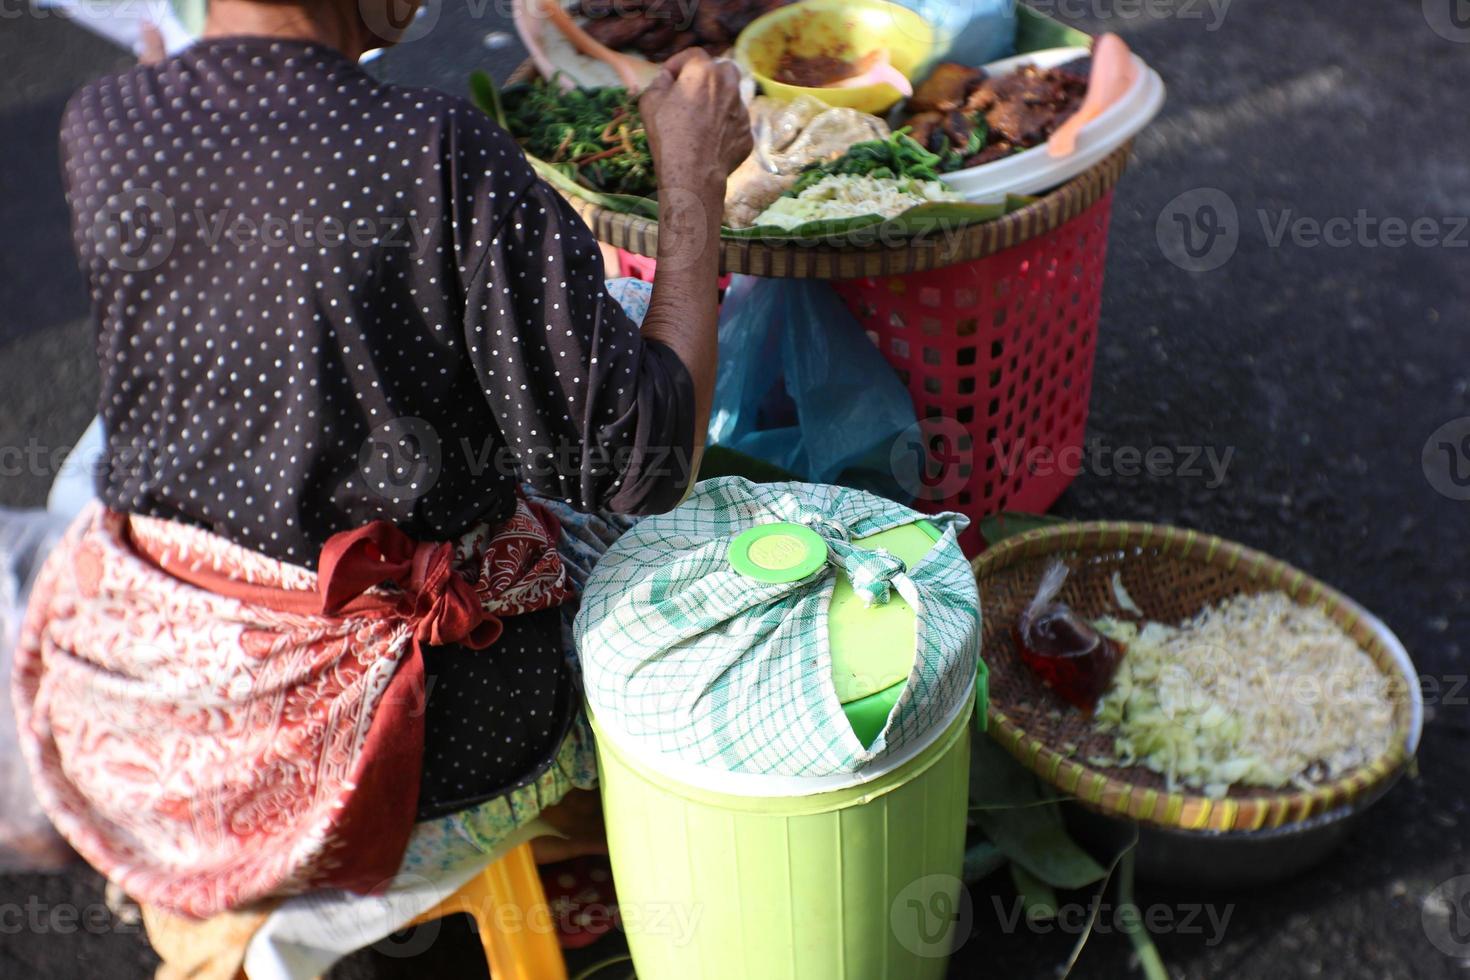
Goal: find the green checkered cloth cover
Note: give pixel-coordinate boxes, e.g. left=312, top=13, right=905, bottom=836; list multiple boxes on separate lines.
left=575, top=477, right=981, bottom=777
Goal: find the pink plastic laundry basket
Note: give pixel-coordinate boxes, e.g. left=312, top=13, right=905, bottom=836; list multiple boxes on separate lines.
left=831, top=193, right=1115, bottom=554
left=610, top=148, right=1129, bottom=554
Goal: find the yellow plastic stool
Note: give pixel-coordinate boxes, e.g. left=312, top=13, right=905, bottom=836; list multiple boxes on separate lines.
left=409, top=842, right=568, bottom=980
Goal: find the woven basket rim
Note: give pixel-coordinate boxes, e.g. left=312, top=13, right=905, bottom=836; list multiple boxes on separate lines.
left=566, top=145, right=1130, bottom=277
left=503, top=59, right=1129, bottom=277
left=971, top=520, right=1420, bottom=834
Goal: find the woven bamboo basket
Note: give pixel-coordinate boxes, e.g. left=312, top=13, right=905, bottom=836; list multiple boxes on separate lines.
left=503, top=63, right=1131, bottom=278
left=972, top=522, right=1420, bottom=834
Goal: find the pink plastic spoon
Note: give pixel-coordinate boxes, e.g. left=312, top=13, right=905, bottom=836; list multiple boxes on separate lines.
left=831, top=49, right=914, bottom=97
left=1048, top=33, right=1137, bottom=158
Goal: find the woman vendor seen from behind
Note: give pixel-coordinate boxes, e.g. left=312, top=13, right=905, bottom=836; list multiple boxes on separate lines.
left=13, top=0, right=751, bottom=970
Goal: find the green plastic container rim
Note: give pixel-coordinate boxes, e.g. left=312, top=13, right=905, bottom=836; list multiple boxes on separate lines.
left=589, top=691, right=976, bottom=815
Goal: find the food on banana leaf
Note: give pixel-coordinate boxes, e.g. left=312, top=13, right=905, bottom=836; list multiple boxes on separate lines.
left=754, top=173, right=960, bottom=229
left=501, top=80, right=656, bottom=198
left=749, top=129, right=963, bottom=229
left=722, top=96, right=889, bottom=229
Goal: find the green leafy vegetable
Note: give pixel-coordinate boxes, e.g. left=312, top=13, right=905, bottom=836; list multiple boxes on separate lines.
left=496, top=78, right=656, bottom=199
left=789, top=130, right=947, bottom=196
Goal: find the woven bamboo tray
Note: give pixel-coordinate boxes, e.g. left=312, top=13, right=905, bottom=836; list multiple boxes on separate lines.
left=972, top=522, right=1420, bottom=834
left=503, top=63, right=1131, bottom=278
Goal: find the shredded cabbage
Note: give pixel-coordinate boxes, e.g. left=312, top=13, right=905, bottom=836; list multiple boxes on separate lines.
left=755, top=174, right=961, bottom=229
left=1089, top=593, right=1396, bottom=798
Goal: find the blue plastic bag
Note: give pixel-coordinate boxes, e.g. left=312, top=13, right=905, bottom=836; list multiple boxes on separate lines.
left=895, top=0, right=1016, bottom=70
left=707, top=276, right=916, bottom=499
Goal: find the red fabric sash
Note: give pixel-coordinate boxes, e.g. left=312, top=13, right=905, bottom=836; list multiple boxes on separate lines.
left=12, top=501, right=569, bottom=918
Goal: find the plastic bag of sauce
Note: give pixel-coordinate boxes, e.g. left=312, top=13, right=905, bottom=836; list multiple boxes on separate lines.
left=1013, top=560, right=1124, bottom=713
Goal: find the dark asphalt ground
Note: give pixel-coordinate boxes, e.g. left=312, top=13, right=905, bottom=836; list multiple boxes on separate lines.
left=3, top=1, right=1469, bottom=977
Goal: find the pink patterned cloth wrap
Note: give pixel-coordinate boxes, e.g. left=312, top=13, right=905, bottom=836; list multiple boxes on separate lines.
left=11, top=500, right=570, bottom=918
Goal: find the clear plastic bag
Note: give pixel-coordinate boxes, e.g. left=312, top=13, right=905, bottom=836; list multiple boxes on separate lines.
left=0, top=507, right=75, bottom=871
left=707, top=276, right=917, bottom=499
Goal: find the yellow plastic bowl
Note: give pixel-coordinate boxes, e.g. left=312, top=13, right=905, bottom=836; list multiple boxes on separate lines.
left=733, top=0, right=937, bottom=115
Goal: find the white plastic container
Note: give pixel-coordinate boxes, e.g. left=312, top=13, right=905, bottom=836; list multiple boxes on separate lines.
left=929, top=46, right=1166, bottom=205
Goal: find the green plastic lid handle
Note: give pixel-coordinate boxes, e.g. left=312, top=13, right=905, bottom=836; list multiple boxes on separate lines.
left=728, top=522, right=830, bottom=584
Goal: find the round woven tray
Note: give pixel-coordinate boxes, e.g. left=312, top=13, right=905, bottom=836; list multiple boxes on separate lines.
left=972, top=522, right=1420, bottom=834
left=503, top=62, right=1131, bottom=278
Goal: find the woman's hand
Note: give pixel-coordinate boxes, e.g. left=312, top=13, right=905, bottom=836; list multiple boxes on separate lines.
left=635, top=51, right=748, bottom=496
left=639, top=49, right=753, bottom=196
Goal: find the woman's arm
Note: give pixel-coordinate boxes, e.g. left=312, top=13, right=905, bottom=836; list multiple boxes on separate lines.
left=456, top=54, right=748, bottom=515
left=635, top=50, right=753, bottom=484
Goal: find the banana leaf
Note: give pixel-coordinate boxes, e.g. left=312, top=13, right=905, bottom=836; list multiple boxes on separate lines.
left=467, top=69, right=507, bottom=129
left=724, top=199, right=1011, bottom=243
left=970, top=726, right=1107, bottom=890
left=527, top=157, right=661, bottom=220
left=472, top=62, right=1044, bottom=243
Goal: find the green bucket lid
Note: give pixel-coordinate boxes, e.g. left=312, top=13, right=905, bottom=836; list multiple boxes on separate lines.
left=730, top=518, right=939, bottom=748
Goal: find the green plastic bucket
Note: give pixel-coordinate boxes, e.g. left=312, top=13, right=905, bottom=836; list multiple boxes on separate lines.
left=591, top=699, right=972, bottom=980
left=588, top=517, right=976, bottom=978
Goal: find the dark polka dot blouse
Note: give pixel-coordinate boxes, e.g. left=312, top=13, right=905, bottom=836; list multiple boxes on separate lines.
left=59, top=37, right=695, bottom=818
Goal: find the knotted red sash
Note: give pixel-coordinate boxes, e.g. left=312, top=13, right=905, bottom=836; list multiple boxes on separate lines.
left=12, top=500, right=569, bottom=918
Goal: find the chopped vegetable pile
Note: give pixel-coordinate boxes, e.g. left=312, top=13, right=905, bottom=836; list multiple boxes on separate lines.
left=501, top=80, right=656, bottom=198
left=1087, top=592, right=1397, bottom=798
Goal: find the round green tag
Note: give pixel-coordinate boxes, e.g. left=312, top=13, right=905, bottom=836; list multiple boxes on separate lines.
left=728, top=522, right=828, bottom=584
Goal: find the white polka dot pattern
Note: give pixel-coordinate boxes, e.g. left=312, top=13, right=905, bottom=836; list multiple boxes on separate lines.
left=60, top=36, right=694, bottom=571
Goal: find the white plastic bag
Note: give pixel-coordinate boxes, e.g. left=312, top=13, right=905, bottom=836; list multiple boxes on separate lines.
left=0, top=507, right=75, bottom=871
